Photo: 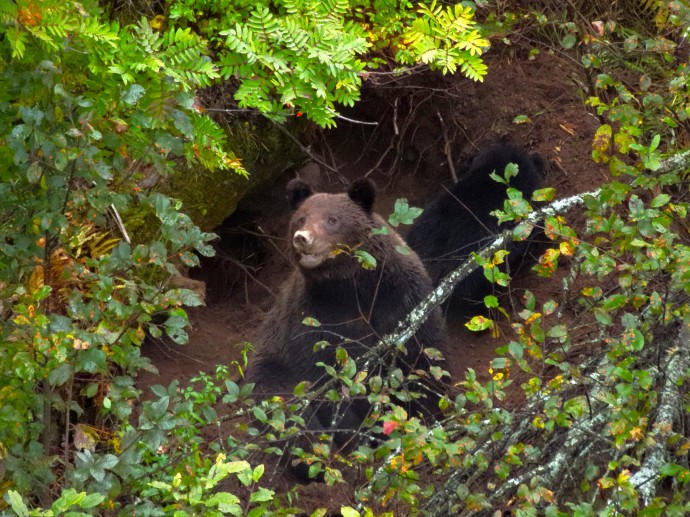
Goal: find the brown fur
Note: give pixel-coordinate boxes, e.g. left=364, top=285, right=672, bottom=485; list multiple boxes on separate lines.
left=245, top=179, right=445, bottom=476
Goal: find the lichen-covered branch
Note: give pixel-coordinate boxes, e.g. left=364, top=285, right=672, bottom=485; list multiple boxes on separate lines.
left=374, top=188, right=600, bottom=357
left=628, top=324, right=690, bottom=504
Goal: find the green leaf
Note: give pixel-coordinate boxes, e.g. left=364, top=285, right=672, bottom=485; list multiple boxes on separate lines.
left=546, top=325, right=568, bottom=338
left=592, top=124, right=612, bottom=163
left=6, top=491, right=29, bottom=517
left=651, top=193, right=671, bottom=208
left=80, top=492, right=105, bottom=509
left=369, top=375, right=382, bottom=394
left=224, top=380, right=240, bottom=402
left=149, top=481, right=172, bottom=490
left=122, top=84, right=146, bottom=105
left=252, top=406, right=267, bottom=422
left=532, top=187, right=556, bottom=202
left=465, top=315, right=493, bottom=332
left=603, top=294, right=627, bottom=311
left=561, top=34, right=577, bottom=49
left=302, top=317, right=321, bottom=327
left=594, top=307, right=612, bottom=326
left=54, top=488, right=86, bottom=511
left=224, top=460, right=251, bottom=474
left=354, top=249, right=377, bottom=270
left=341, top=507, right=360, bottom=517
left=649, top=133, right=660, bottom=152
left=512, top=222, right=535, bottom=241
left=249, top=487, right=275, bottom=503
left=75, top=348, right=107, bottom=374
left=508, top=341, right=524, bottom=359
left=252, top=464, right=265, bottom=482
left=293, top=381, right=308, bottom=396
left=26, top=162, right=42, bottom=184
left=308, top=463, right=323, bottom=479
left=512, top=114, right=531, bottom=124
left=388, top=198, right=423, bottom=227
left=84, top=382, right=99, bottom=398
left=660, top=462, right=685, bottom=477
left=370, top=226, right=389, bottom=236
left=483, top=295, right=499, bottom=308
left=48, top=362, right=74, bottom=387
left=207, top=492, right=241, bottom=514
left=623, top=329, right=644, bottom=351
left=394, top=244, right=411, bottom=255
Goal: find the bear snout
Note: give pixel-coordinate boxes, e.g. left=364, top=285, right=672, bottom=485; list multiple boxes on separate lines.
left=293, top=229, right=314, bottom=251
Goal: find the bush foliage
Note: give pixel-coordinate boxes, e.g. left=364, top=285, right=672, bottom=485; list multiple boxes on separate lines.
left=2, top=0, right=690, bottom=515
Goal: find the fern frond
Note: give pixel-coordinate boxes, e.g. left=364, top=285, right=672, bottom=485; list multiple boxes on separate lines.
left=247, top=5, right=278, bottom=36
left=6, top=27, right=27, bottom=59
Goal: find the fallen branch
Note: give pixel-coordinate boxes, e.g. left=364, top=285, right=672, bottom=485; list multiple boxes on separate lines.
left=628, top=324, right=690, bottom=504
left=374, top=188, right=599, bottom=358
left=356, top=189, right=599, bottom=507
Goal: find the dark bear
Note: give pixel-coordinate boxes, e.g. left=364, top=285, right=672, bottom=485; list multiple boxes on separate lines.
left=406, top=142, right=545, bottom=318
left=244, top=177, right=445, bottom=477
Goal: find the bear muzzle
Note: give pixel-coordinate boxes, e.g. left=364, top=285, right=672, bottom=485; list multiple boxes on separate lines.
left=293, top=229, right=334, bottom=269
left=293, top=230, right=314, bottom=249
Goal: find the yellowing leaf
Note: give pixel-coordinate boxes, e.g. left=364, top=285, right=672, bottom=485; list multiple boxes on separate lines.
left=592, top=124, right=612, bottom=163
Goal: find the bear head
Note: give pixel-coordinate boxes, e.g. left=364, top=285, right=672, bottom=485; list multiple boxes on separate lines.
left=286, top=178, right=376, bottom=273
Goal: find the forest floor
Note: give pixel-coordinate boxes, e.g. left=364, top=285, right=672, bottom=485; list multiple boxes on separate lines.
left=136, top=46, right=608, bottom=510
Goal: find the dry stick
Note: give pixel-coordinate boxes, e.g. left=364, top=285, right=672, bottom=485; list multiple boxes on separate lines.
left=333, top=112, right=379, bottom=126
left=437, top=111, right=457, bottom=183
left=272, top=122, right=339, bottom=174
left=108, top=204, right=131, bottom=243
left=215, top=251, right=278, bottom=298
left=393, top=96, right=400, bottom=136
left=254, top=225, right=291, bottom=265
left=657, top=147, right=690, bottom=173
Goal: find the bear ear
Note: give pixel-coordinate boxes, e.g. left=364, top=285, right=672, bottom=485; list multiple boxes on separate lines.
left=348, top=178, right=376, bottom=214
left=287, top=179, right=313, bottom=210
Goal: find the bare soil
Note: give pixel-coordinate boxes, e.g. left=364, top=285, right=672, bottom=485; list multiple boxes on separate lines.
left=136, top=48, right=608, bottom=510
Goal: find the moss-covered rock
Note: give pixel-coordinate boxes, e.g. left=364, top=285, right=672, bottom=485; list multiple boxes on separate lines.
left=164, top=118, right=302, bottom=232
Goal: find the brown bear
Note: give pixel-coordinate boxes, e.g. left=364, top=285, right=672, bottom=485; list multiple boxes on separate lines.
left=244, top=177, right=445, bottom=476
left=406, top=142, right=545, bottom=318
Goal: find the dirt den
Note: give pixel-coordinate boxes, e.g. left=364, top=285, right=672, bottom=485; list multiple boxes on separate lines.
left=136, top=49, right=608, bottom=507
left=139, top=49, right=604, bottom=385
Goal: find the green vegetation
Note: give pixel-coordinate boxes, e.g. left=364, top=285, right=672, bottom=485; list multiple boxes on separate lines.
left=1, top=0, right=690, bottom=515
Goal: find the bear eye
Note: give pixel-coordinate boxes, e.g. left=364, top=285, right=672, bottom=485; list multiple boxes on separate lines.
left=296, top=216, right=306, bottom=225
left=327, top=216, right=338, bottom=227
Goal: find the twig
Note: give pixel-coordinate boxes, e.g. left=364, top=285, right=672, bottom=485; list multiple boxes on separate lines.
left=216, top=251, right=278, bottom=298
left=333, top=113, right=378, bottom=126
left=255, top=225, right=291, bottom=265
left=271, top=122, right=339, bottom=174
left=108, top=204, right=131, bottom=243
left=437, top=111, right=457, bottom=182
left=393, top=96, right=400, bottom=136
